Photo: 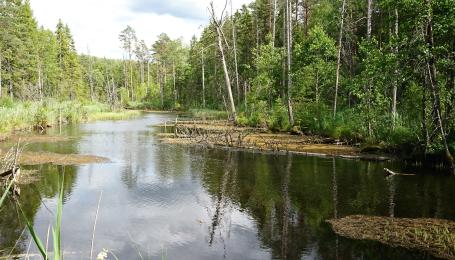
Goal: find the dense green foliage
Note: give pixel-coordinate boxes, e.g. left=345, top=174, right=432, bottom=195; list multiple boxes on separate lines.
left=182, top=0, right=455, bottom=166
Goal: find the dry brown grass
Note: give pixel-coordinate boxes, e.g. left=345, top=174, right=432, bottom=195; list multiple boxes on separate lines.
left=7, top=135, right=72, bottom=144
left=0, top=151, right=109, bottom=166
left=327, top=215, right=455, bottom=259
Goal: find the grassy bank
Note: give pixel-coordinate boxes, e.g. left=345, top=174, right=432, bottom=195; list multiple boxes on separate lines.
left=0, top=98, right=141, bottom=134
left=189, top=104, right=454, bottom=167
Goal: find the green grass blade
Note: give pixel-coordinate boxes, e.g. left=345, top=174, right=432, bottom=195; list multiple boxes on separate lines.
left=19, top=204, right=48, bottom=259
left=53, top=173, right=64, bottom=260
left=52, top=227, right=60, bottom=260
left=0, top=179, right=14, bottom=208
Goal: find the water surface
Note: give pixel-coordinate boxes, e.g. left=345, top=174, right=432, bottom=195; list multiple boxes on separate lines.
left=1, top=113, right=454, bottom=259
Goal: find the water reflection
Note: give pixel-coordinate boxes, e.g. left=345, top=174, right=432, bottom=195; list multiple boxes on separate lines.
left=0, top=113, right=454, bottom=259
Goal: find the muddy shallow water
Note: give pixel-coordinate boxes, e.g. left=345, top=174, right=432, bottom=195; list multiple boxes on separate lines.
left=1, top=113, right=454, bottom=259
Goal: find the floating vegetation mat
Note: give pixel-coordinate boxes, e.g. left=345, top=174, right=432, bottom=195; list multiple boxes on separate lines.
left=0, top=151, right=109, bottom=166
left=327, top=215, right=455, bottom=259
left=9, top=135, right=73, bottom=144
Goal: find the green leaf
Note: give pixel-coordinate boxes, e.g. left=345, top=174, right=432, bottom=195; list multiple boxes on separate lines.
left=19, top=204, right=48, bottom=259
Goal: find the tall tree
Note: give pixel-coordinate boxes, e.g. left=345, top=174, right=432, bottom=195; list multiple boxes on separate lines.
left=286, top=0, right=295, bottom=125
left=333, top=0, right=346, bottom=117
left=119, top=25, right=137, bottom=100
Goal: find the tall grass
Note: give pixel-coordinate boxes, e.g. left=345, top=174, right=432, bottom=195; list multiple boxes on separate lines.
left=0, top=98, right=141, bottom=134
left=188, top=109, right=228, bottom=120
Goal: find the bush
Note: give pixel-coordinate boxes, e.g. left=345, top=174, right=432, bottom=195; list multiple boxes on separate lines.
left=34, top=105, right=49, bottom=127
left=247, top=101, right=268, bottom=127
left=235, top=113, right=249, bottom=126
left=267, top=101, right=289, bottom=131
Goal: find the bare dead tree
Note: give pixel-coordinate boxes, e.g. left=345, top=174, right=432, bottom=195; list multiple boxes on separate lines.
left=366, top=0, right=373, bottom=136
left=392, top=8, right=399, bottom=128
left=201, top=48, right=206, bottom=108
left=286, top=0, right=295, bottom=126
left=367, top=0, right=373, bottom=40
left=272, top=0, right=277, bottom=47
left=209, top=1, right=237, bottom=121
left=333, top=0, right=347, bottom=117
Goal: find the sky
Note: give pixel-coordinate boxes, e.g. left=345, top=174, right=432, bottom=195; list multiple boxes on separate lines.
left=29, top=0, right=253, bottom=59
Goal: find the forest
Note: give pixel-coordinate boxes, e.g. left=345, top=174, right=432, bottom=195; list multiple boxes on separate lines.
left=1, top=0, right=455, bottom=169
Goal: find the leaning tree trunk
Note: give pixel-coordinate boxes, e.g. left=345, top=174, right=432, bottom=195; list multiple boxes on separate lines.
left=210, top=3, right=236, bottom=121
left=425, top=0, right=455, bottom=173
left=334, top=0, right=347, bottom=117
left=216, top=26, right=237, bottom=121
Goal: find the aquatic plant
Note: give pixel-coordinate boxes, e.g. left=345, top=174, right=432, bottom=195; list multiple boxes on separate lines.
left=20, top=174, right=64, bottom=260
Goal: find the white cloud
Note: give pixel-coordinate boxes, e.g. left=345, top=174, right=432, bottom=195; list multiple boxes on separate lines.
left=29, top=0, right=253, bottom=59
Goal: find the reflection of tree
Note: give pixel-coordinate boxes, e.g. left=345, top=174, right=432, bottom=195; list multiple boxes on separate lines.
left=196, top=149, right=455, bottom=259
left=0, top=165, right=78, bottom=257
left=387, top=176, right=396, bottom=218
left=208, top=151, right=236, bottom=246
left=121, top=154, right=137, bottom=189
left=332, top=158, right=338, bottom=220
left=281, top=154, right=292, bottom=260
left=332, top=157, right=339, bottom=260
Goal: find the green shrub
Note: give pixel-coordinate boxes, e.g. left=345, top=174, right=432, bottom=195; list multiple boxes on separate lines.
left=34, top=105, right=49, bottom=127
left=0, top=97, right=15, bottom=108
left=268, top=101, right=289, bottom=131
left=235, top=113, right=249, bottom=126
left=247, top=101, right=268, bottom=127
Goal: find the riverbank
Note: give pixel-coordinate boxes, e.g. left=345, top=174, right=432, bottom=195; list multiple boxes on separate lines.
left=156, top=119, right=393, bottom=161
left=0, top=99, right=141, bottom=138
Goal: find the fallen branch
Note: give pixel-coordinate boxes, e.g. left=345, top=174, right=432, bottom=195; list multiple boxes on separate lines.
left=384, top=168, right=415, bottom=177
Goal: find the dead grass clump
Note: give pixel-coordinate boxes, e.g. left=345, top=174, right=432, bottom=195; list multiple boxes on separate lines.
left=2, top=151, right=109, bottom=166
left=8, top=135, right=72, bottom=144
left=327, top=215, right=455, bottom=259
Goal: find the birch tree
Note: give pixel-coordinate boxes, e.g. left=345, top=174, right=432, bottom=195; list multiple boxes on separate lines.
left=286, top=0, right=295, bottom=126
left=333, top=0, right=346, bottom=117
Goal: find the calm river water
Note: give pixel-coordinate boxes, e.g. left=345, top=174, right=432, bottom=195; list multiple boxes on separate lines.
left=1, top=113, right=454, bottom=259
